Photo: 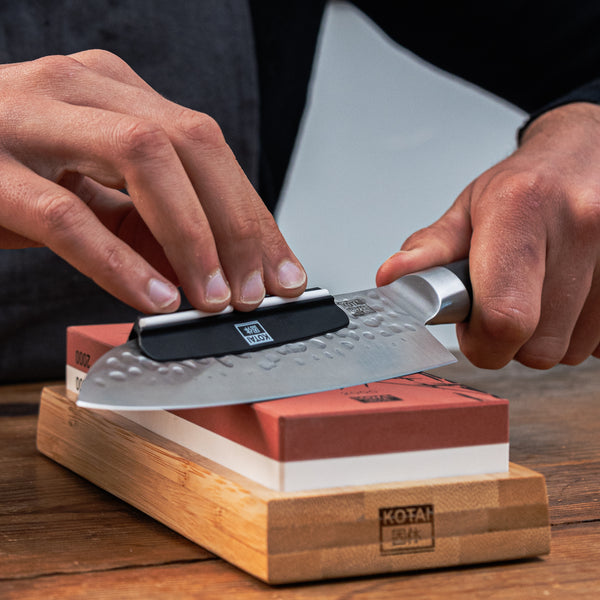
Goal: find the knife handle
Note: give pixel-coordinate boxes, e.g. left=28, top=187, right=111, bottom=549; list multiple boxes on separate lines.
left=442, top=259, right=473, bottom=306
left=424, top=258, right=472, bottom=324
left=389, top=258, right=472, bottom=325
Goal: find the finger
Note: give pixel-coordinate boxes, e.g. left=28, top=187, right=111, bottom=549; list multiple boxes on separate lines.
left=0, top=159, right=180, bottom=313
left=136, top=111, right=305, bottom=307
left=30, top=55, right=304, bottom=308
left=0, top=224, right=40, bottom=248
left=4, top=96, right=232, bottom=311
left=119, top=100, right=301, bottom=307
left=376, top=186, right=473, bottom=287
left=69, top=50, right=157, bottom=92
left=193, top=165, right=307, bottom=303
left=254, top=205, right=307, bottom=297
left=514, top=262, right=592, bottom=369
left=17, top=53, right=155, bottom=103
left=512, top=199, right=596, bottom=368
left=560, top=265, right=600, bottom=365
left=61, top=174, right=177, bottom=281
left=168, top=136, right=267, bottom=310
left=509, top=184, right=599, bottom=368
left=457, top=176, right=548, bottom=369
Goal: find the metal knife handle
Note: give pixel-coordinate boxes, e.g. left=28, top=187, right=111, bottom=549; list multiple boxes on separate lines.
left=384, top=258, right=472, bottom=325
left=415, top=259, right=472, bottom=324
left=441, top=259, right=472, bottom=303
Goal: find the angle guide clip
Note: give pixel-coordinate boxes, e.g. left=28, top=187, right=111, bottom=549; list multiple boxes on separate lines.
left=131, top=289, right=350, bottom=362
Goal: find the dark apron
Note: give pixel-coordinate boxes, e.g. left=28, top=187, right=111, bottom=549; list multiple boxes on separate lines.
left=0, top=0, right=259, bottom=380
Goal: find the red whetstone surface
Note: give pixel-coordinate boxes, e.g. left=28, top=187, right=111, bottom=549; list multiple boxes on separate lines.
left=67, top=324, right=509, bottom=462
left=67, top=323, right=133, bottom=374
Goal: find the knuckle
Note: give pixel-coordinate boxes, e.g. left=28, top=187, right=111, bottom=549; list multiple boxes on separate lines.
left=459, top=346, right=507, bottom=370
left=226, top=209, right=261, bottom=244
left=561, top=328, right=600, bottom=366
left=173, top=110, right=226, bottom=149
left=75, top=48, right=124, bottom=69
left=494, top=170, right=552, bottom=212
left=114, top=118, right=172, bottom=162
left=572, top=187, right=600, bottom=235
left=476, top=299, right=537, bottom=347
left=400, top=210, right=465, bottom=255
left=101, top=244, right=126, bottom=275
left=159, top=212, right=213, bottom=256
left=28, top=54, right=85, bottom=83
left=516, top=341, right=563, bottom=370
left=561, top=349, right=588, bottom=366
left=39, top=189, right=79, bottom=232
left=401, top=227, right=429, bottom=251
left=515, top=355, right=554, bottom=370
left=88, top=244, right=130, bottom=286
left=70, top=49, right=147, bottom=89
left=259, top=215, right=289, bottom=252
left=401, top=222, right=449, bottom=252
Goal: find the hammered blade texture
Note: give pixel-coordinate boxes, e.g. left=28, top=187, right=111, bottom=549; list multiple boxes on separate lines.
left=79, top=286, right=455, bottom=410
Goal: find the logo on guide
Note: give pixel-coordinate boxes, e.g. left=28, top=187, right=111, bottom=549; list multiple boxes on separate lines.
left=234, top=320, right=274, bottom=346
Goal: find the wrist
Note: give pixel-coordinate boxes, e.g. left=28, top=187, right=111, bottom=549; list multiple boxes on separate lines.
left=520, top=102, right=600, bottom=146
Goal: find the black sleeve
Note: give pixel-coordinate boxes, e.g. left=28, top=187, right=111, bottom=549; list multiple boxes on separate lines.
left=250, top=1, right=600, bottom=210
left=350, top=1, right=600, bottom=114
left=518, top=78, right=600, bottom=138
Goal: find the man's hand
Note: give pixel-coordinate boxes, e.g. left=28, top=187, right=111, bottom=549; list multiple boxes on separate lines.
left=377, top=102, right=600, bottom=369
left=0, top=50, right=306, bottom=314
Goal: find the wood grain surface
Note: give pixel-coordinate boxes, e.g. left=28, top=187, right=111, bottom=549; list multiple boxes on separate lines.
left=1, top=355, right=599, bottom=597
left=34, top=386, right=551, bottom=583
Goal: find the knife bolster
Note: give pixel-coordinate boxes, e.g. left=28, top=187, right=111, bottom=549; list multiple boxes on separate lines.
left=384, top=264, right=471, bottom=325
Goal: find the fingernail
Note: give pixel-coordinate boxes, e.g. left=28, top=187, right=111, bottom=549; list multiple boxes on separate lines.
left=241, top=271, right=265, bottom=304
left=206, top=270, right=231, bottom=304
left=148, top=278, right=179, bottom=310
left=277, top=260, right=306, bottom=289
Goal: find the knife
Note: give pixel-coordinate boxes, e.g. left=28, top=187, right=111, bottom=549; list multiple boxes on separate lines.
left=77, top=259, right=471, bottom=411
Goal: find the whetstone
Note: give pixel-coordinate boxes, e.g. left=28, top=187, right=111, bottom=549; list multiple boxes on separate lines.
left=36, top=386, right=551, bottom=584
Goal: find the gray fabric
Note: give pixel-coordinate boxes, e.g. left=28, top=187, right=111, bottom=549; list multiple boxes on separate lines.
left=0, top=0, right=260, bottom=381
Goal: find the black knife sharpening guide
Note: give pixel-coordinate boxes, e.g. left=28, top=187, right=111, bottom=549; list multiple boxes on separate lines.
left=130, top=288, right=349, bottom=362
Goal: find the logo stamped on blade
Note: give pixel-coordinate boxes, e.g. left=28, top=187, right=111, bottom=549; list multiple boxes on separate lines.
left=337, top=298, right=376, bottom=317
left=234, top=320, right=274, bottom=346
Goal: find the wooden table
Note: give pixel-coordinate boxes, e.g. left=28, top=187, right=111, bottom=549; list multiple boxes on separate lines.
left=1, top=356, right=599, bottom=599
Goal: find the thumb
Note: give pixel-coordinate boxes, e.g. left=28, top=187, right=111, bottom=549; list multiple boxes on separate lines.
left=376, top=190, right=473, bottom=286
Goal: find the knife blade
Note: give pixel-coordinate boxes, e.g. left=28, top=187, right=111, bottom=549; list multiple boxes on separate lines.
left=77, top=260, right=471, bottom=411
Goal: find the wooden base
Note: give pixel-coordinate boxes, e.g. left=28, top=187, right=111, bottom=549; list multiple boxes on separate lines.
left=36, top=386, right=550, bottom=584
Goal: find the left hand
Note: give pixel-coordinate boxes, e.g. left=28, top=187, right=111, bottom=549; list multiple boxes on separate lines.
left=376, top=102, right=600, bottom=369
left=0, top=51, right=307, bottom=315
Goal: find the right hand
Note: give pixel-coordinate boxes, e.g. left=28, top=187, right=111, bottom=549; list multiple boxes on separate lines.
left=377, top=102, right=600, bottom=370
left=0, top=50, right=307, bottom=313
